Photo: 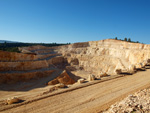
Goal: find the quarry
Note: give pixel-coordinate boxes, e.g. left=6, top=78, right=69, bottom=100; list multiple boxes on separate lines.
left=1, top=39, right=150, bottom=113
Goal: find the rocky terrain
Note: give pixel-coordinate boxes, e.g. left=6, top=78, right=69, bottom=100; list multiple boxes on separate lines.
left=1, top=39, right=150, bottom=84
left=2, top=69, right=150, bottom=113
left=104, top=88, right=150, bottom=113
left=1, top=39, right=150, bottom=112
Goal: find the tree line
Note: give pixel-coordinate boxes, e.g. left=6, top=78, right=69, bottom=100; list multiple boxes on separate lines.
left=114, top=37, right=141, bottom=43
left=0, top=42, right=70, bottom=53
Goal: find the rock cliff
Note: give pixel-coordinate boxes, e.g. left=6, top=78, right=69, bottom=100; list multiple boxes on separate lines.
left=1, top=39, right=150, bottom=84
left=56, top=39, right=150, bottom=76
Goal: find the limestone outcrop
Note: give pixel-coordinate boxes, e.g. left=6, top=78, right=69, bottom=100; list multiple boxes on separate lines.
left=0, top=50, right=37, bottom=61
left=1, top=39, right=150, bottom=84
left=56, top=39, right=150, bottom=76
left=0, top=70, right=54, bottom=84
left=0, top=60, right=49, bottom=71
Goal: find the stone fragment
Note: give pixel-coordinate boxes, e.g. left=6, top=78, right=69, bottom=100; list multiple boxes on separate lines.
left=99, top=72, right=108, bottom=77
left=135, top=63, right=143, bottom=69
left=6, top=97, right=21, bottom=105
left=115, top=69, right=122, bottom=75
left=55, top=83, right=65, bottom=88
left=77, top=78, right=85, bottom=83
left=128, top=64, right=136, bottom=74
left=88, top=75, right=95, bottom=81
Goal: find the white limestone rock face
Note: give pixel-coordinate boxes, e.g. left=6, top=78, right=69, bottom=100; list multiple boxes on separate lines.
left=56, top=39, right=150, bottom=77
left=16, top=39, right=150, bottom=84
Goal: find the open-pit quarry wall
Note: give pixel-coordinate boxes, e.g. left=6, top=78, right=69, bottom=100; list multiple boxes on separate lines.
left=56, top=39, right=150, bottom=75
left=1, top=39, right=150, bottom=84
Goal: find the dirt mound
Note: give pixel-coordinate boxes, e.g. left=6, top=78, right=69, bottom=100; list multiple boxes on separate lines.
left=47, top=70, right=75, bottom=85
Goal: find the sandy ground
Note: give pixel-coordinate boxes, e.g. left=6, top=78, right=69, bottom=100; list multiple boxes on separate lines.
left=1, top=69, right=150, bottom=113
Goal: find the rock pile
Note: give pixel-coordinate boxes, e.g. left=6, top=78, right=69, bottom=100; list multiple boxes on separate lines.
left=47, top=70, right=75, bottom=85
left=104, top=88, right=150, bottom=113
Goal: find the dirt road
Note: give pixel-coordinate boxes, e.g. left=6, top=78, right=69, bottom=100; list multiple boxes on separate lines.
left=2, top=70, right=150, bottom=113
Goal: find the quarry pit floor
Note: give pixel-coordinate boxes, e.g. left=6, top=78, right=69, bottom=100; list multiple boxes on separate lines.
left=1, top=69, right=150, bottom=113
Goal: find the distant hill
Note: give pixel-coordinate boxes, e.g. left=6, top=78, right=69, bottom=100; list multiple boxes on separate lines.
left=0, top=40, right=20, bottom=43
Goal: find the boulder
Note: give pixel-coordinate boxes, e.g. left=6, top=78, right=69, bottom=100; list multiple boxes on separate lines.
left=6, top=97, right=21, bottom=105
left=135, top=63, right=142, bottom=69
left=55, top=83, right=65, bottom=88
left=99, top=72, right=108, bottom=77
left=128, top=65, right=136, bottom=74
left=88, top=75, right=95, bottom=81
left=115, top=69, right=122, bottom=75
left=77, top=78, right=85, bottom=83
left=135, top=63, right=146, bottom=71
left=47, top=70, right=75, bottom=85
left=142, top=60, right=147, bottom=67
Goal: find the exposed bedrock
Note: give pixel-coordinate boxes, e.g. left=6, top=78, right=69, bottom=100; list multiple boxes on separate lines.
left=1, top=39, right=150, bottom=84
left=0, top=51, right=37, bottom=61
left=0, top=70, right=54, bottom=84
left=56, top=39, right=150, bottom=76
left=0, top=60, right=49, bottom=71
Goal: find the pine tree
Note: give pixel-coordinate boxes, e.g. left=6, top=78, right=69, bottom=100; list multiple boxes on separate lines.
left=124, top=38, right=127, bottom=41
left=115, top=37, right=118, bottom=40
left=128, top=38, right=131, bottom=42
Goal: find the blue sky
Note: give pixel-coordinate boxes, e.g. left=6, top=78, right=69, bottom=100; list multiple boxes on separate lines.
left=0, top=0, right=150, bottom=43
